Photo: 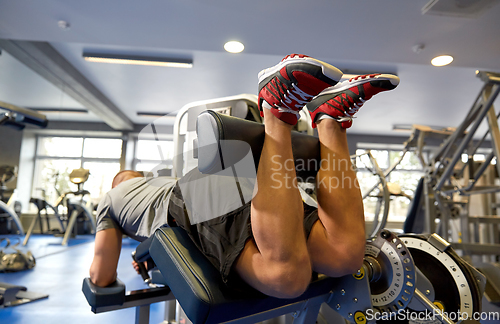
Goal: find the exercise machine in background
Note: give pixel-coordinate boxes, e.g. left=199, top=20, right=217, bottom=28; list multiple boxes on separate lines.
left=23, top=168, right=96, bottom=246
left=354, top=71, right=500, bottom=309
left=59, top=168, right=95, bottom=245
left=1, top=100, right=95, bottom=245
left=24, top=188, right=65, bottom=241
left=0, top=101, right=49, bottom=307
left=1, top=101, right=48, bottom=235
left=0, top=282, right=48, bottom=308
left=0, top=165, right=23, bottom=235
left=411, top=71, right=500, bottom=307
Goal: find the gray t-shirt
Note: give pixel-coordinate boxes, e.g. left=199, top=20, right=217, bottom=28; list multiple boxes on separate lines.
left=95, top=176, right=177, bottom=242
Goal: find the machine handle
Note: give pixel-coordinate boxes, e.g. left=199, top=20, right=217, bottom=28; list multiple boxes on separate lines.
left=131, top=251, right=150, bottom=283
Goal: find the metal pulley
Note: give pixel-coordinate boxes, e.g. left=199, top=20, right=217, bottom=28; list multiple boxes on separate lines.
left=364, top=229, right=417, bottom=315
left=399, top=233, right=485, bottom=324
left=364, top=231, right=485, bottom=323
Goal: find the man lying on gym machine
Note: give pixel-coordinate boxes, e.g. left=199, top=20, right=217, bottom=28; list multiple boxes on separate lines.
left=89, top=54, right=400, bottom=298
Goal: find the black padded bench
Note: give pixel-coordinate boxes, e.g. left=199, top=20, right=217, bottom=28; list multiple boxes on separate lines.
left=149, top=225, right=371, bottom=324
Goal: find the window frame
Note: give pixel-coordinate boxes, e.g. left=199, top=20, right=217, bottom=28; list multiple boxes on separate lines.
left=31, top=134, right=123, bottom=206
left=34, top=135, right=123, bottom=165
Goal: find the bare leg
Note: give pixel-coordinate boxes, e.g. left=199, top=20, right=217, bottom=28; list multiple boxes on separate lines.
left=304, top=72, right=400, bottom=275
left=234, top=108, right=312, bottom=298
left=307, top=119, right=366, bottom=276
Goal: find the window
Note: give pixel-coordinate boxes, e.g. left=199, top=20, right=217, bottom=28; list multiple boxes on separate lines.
left=355, top=148, right=424, bottom=223
left=32, top=136, right=122, bottom=207
left=133, top=139, right=174, bottom=177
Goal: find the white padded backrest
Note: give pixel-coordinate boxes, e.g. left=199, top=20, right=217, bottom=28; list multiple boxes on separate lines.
left=173, top=94, right=259, bottom=178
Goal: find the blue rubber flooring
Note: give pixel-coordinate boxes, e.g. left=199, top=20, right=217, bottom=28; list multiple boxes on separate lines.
left=0, top=235, right=166, bottom=324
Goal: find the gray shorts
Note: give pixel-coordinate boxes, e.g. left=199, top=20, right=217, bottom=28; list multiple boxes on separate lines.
left=168, top=179, right=319, bottom=287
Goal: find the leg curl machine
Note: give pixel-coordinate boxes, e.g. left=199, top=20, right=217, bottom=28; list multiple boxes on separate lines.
left=83, top=102, right=487, bottom=324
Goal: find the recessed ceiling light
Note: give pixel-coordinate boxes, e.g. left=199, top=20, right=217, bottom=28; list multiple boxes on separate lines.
left=224, top=41, right=244, bottom=54
left=431, top=55, right=454, bottom=67
left=58, top=20, right=70, bottom=30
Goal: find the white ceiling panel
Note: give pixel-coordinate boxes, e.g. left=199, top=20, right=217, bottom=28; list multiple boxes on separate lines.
left=0, top=0, right=499, bottom=134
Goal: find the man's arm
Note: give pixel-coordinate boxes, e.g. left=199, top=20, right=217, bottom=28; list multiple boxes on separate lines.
left=89, top=228, right=123, bottom=287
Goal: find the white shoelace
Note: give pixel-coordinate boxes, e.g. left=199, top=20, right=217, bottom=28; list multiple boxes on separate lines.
left=344, top=97, right=366, bottom=116
left=317, top=97, right=367, bottom=123
left=281, top=83, right=314, bottom=110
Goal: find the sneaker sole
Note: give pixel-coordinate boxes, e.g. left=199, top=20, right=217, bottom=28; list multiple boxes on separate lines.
left=257, top=56, right=343, bottom=85
left=317, top=74, right=400, bottom=97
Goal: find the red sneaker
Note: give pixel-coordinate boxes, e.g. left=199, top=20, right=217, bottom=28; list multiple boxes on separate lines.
left=258, top=54, right=343, bottom=125
left=306, top=73, right=400, bottom=128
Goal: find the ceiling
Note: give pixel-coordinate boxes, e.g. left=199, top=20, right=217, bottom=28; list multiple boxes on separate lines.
left=1, top=0, right=500, bottom=136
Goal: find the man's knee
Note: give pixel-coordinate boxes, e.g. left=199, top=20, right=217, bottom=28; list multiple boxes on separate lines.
left=236, top=241, right=313, bottom=298
left=331, top=240, right=365, bottom=277
left=341, top=249, right=365, bottom=275
left=265, top=262, right=312, bottom=298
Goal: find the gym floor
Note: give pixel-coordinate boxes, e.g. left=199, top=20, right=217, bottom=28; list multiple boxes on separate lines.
left=2, top=234, right=500, bottom=324
left=0, top=235, right=166, bottom=323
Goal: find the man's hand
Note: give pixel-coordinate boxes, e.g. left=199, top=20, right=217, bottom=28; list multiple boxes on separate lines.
left=131, top=259, right=148, bottom=274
